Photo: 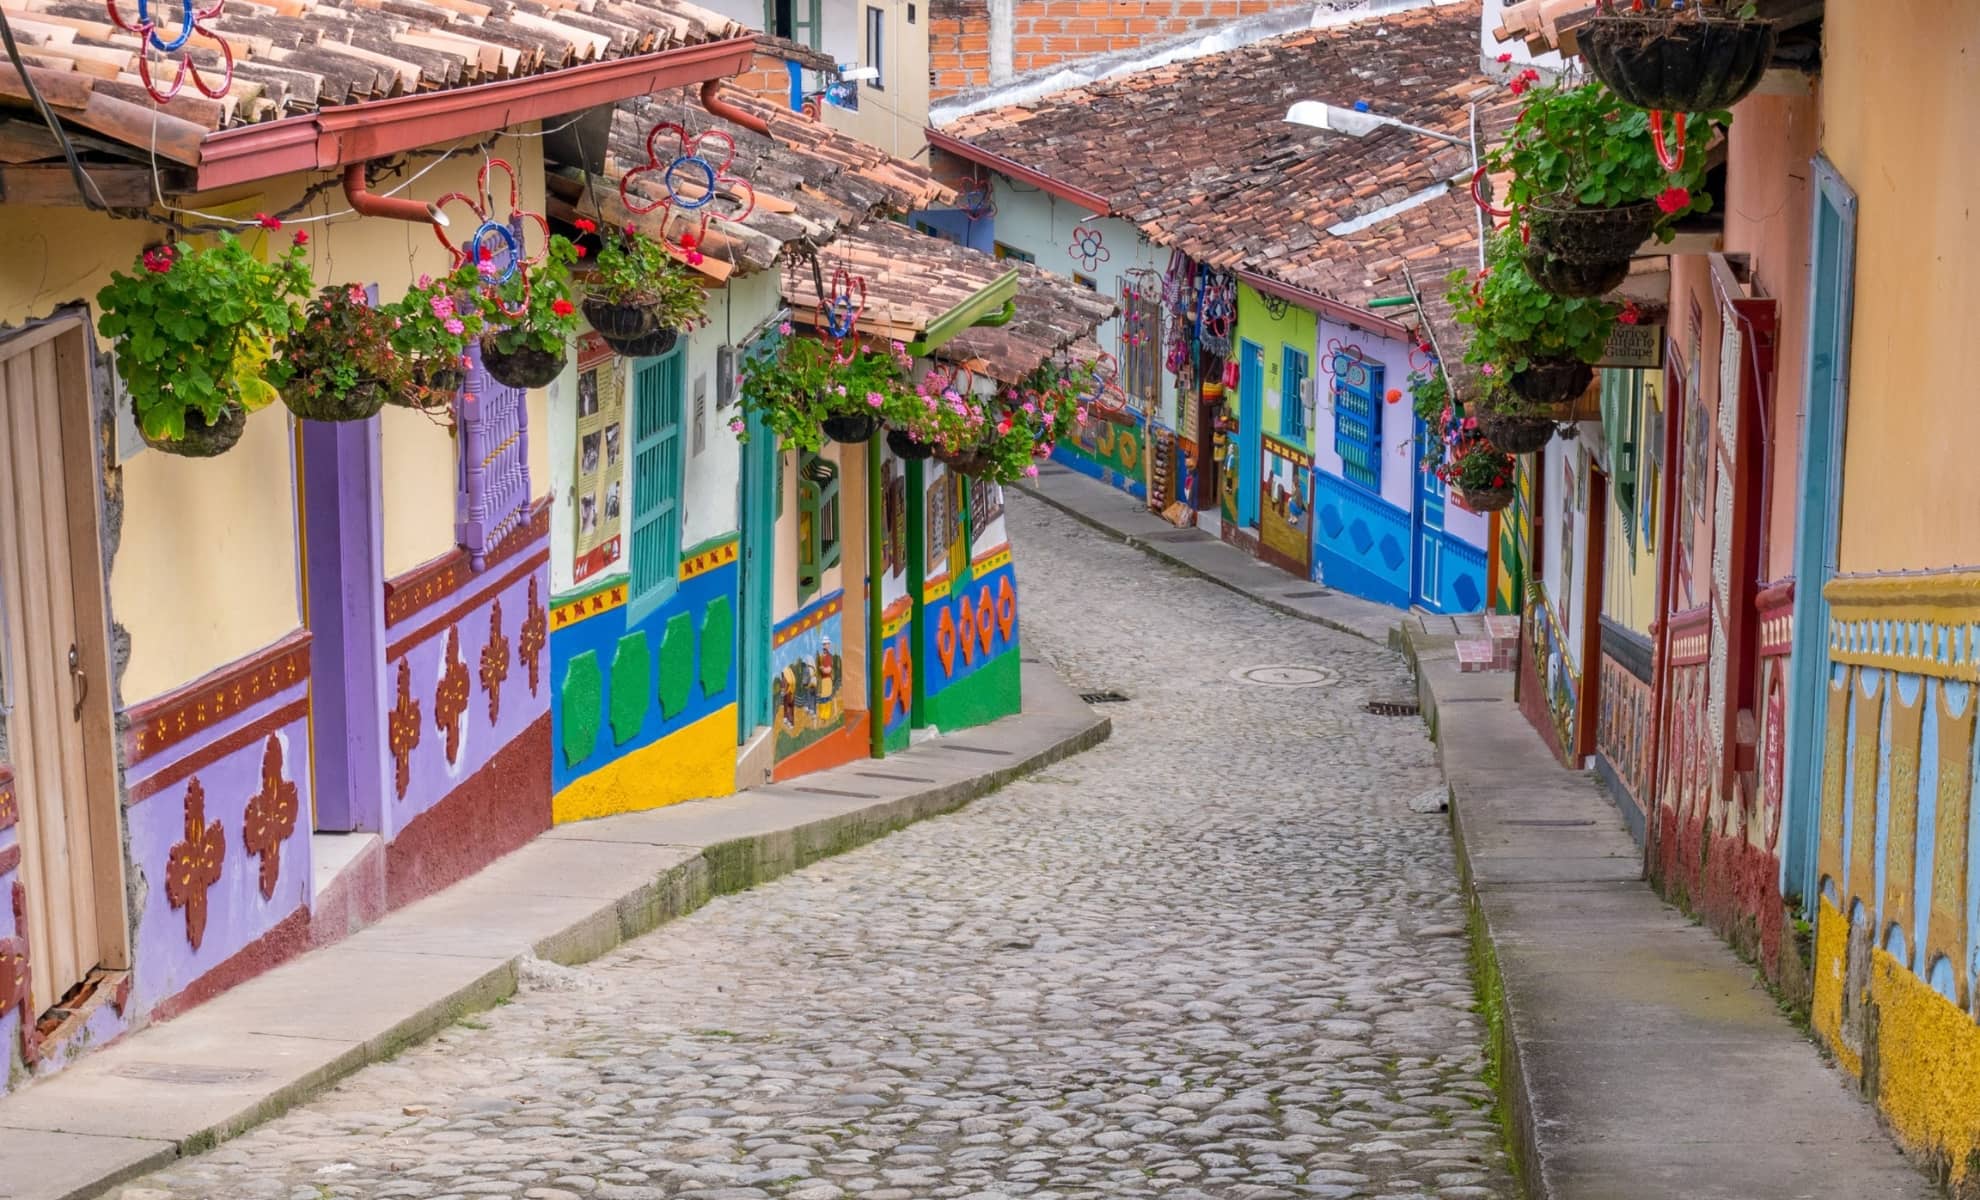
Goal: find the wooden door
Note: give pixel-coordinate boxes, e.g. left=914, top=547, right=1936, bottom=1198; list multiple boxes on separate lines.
left=0, top=317, right=125, bottom=1016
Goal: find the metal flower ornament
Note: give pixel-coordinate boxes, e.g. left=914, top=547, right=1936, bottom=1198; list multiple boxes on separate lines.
left=1068, top=225, right=1111, bottom=272
left=959, top=177, right=997, bottom=222
left=821, top=266, right=867, bottom=364
left=107, top=0, right=234, bottom=102
left=432, top=159, right=549, bottom=318
left=619, top=122, right=757, bottom=266
left=1086, top=350, right=1132, bottom=421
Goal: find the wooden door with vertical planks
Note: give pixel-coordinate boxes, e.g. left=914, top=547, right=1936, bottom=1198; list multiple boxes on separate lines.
left=0, top=317, right=124, bottom=1016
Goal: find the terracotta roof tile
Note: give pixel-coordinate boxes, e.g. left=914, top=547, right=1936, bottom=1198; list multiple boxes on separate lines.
left=939, top=1, right=1519, bottom=311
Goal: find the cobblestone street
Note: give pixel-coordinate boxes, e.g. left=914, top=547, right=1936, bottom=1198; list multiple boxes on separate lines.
left=121, top=496, right=1512, bottom=1200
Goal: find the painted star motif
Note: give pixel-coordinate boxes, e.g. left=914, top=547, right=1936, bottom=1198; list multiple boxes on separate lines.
left=165, top=778, right=225, bottom=951
left=480, top=600, right=511, bottom=724
left=241, top=735, right=298, bottom=900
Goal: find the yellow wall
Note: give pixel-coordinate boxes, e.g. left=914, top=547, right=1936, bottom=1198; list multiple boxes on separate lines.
left=1824, top=4, right=1980, bottom=573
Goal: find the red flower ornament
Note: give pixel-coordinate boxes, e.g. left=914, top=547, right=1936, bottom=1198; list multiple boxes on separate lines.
left=1656, top=186, right=1692, bottom=215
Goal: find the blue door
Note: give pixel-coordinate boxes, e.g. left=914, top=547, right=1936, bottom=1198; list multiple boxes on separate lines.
left=1412, top=416, right=1446, bottom=608
left=737, top=325, right=783, bottom=742
left=1782, top=157, right=1857, bottom=913
left=1237, top=339, right=1263, bottom=528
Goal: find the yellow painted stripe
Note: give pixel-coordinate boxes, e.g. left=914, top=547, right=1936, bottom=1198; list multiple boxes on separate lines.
left=972, top=545, right=1013, bottom=574
left=551, top=581, right=627, bottom=630
left=679, top=537, right=740, bottom=582
left=552, top=704, right=739, bottom=824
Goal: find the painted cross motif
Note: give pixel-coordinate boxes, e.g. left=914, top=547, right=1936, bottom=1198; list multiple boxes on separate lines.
left=105, top=0, right=233, bottom=102
left=388, top=658, right=422, bottom=800
left=241, top=735, right=298, bottom=900
left=480, top=599, right=511, bottom=724
left=432, top=159, right=549, bottom=316
left=435, top=625, right=471, bottom=765
left=165, top=778, right=225, bottom=951
left=520, top=577, right=547, bottom=696
left=619, top=122, right=757, bottom=263
left=1068, top=225, right=1110, bottom=272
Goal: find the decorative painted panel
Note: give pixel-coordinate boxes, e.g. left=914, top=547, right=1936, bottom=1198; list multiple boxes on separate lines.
left=1052, top=416, right=1146, bottom=500
left=1313, top=470, right=1410, bottom=610
left=456, top=343, right=532, bottom=571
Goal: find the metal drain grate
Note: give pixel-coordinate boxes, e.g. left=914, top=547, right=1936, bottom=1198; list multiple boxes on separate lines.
left=936, top=744, right=1015, bottom=756
left=1081, top=690, right=1130, bottom=704
left=1364, top=696, right=1421, bottom=716
left=1282, top=589, right=1334, bottom=599
left=856, top=771, right=935, bottom=784
left=793, top=786, right=880, bottom=799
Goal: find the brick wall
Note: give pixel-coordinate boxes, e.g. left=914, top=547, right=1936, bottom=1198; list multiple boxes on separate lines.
left=728, top=52, right=797, bottom=109
left=930, top=0, right=1316, bottom=99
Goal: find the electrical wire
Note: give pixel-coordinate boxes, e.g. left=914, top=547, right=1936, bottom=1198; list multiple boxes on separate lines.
left=0, top=8, right=109, bottom=210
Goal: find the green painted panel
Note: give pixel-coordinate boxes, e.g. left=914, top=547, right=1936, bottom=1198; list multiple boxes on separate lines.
left=658, top=611, right=696, bottom=719
left=699, top=595, right=735, bottom=701
left=925, top=643, right=1022, bottom=734
left=560, top=650, right=604, bottom=767
left=608, top=631, right=652, bottom=746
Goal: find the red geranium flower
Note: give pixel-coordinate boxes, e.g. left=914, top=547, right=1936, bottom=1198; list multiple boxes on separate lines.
left=574, top=218, right=596, bottom=234
left=141, top=245, right=176, bottom=274
left=574, top=245, right=587, bottom=258
left=254, top=212, right=281, bottom=231
left=551, top=298, right=575, bottom=317
left=1619, top=302, right=1641, bottom=326
left=1656, top=186, right=1691, bottom=215
left=292, top=230, right=309, bottom=246
left=1497, top=52, right=1513, bottom=63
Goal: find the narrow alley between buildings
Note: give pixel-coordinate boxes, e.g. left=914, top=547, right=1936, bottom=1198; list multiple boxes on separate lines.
left=115, top=496, right=1512, bottom=1200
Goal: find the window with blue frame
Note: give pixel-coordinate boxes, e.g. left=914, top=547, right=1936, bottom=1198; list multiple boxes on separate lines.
left=1331, top=352, right=1384, bottom=492
left=628, top=349, right=685, bottom=623
left=1281, top=345, right=1309, bottom=442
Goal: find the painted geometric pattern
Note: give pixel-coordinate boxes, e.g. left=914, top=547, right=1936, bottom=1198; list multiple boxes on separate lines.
left=925, top=563, right=1019, bottom=691
left=1313, top=471, right=1410, bottom=610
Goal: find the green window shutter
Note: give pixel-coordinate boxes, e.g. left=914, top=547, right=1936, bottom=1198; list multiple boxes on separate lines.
left=795, top=451, right=840, bottom=602
left=629, top=349, right=685, bottom=624
left=1281, top=346, right=1308, bottom=441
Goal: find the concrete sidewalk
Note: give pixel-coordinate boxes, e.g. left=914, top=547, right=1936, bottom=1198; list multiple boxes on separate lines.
left=1399, top=622, right=1934, bottom=1200
left=1015, top=464, right=1400, bottom=644
left=0, top=664, right=1108, bottom=1200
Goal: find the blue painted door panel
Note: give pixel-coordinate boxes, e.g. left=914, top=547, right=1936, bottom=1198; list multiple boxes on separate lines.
left=1314, top=470, right=1411, bottom=609
left=1238, top=340, right=1263, bottom=529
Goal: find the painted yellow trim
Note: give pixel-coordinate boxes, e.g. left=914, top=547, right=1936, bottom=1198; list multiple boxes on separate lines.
left=881, top=595, right=912, bottom=639
left=773, top=593, right=842, bottom=648
left=680, top=536, right=740, bottom=582
left=923, top=575, right=952, bottom=604
left=972, top=544, right=1012, bottom=574
left=551, top=704, right=738, bottom=824
left=551, top=580, right=628, bottom=631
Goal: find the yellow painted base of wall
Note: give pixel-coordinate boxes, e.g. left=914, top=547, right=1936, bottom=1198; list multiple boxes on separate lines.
left=551, top=704, right=737, bottom=824
left=1813, top=896, right=1980, bottom=1189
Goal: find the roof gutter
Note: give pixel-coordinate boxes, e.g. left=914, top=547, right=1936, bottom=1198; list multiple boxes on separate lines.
left=194, top=36, right=757, bottom=192
left=925, top=128, right=1111, bottom=217
left=909, top=269, right=1022, bottom=356
left=1236, top=268, right=1412, bottom=340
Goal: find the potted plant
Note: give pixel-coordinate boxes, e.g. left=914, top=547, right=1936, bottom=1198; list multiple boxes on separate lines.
left=1449, top=235, right=1617, bottom=407
left=1576, top=2, right=1777, bottom=114
left=96, top=232, right=311, bottom=457
left=386, top=264, right=485, bottom=411
left=578, top=220, right=708, bottom=357
left=1474, top=386, right=1563, bottom=455
left=1409, top=365, right=1449, bottom=428
left=1429, top=418, right=1518, bottom=513
left=1483, top=79, right=1720, bottom=297
left=281, top=284, right=410, bottom=422
left=739, top=328, right=913, bottom=451
left=480, top=235, right=582, bottom=390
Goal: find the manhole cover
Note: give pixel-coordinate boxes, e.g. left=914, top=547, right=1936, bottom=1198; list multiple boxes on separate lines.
left=1081, top=690, right=1130, bottom=704
left=1230, top=665, right=1340, bottom=688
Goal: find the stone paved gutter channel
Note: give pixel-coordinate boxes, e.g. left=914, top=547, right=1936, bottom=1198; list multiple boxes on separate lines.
left=0, top=663, right=1109, bottom=1200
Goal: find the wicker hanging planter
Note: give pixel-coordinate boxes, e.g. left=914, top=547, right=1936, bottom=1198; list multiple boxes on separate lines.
left=141, top=404, right=248, bottom=458
left=822, top=411, right=880, bottom=444
left=1521, top=249, right=1634, bottom=300
left=581, top=295, right=679, bottom=357
left=397, top=359, right=465, bottom=411
left=1526, top=197, right=1661, bottom=265
left=1451, top=484, right=1516, bottom=514
left=1510, top=358, right=1594, bottom=407
left=935, top=445, right=992, bottom=476
left=481, top=338, right=566, bottom=390
left=284, top=377, right=388, bottom=423
left=886, top=428, right=935, bottom=460
left=1476, top=411, right=1559, bottom=455
left=1576, top=11, right=1777, bottom=113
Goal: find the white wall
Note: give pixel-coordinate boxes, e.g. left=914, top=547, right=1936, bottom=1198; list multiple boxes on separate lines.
left=1478, top=0, right=1567, bottom=73
left=987, top=178, right=1177, bottom=427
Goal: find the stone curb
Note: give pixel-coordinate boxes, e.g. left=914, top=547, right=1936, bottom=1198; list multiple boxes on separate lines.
left=6, top=671, right=1110, bottom=1200
left=1011, top=482, right=1386, bottom=646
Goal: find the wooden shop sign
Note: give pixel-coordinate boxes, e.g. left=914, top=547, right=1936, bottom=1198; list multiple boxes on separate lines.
left=1598, top=322, right=1664, bottom=370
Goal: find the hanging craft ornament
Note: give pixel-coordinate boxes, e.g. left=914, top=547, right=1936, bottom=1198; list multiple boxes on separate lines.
left=1087, top=350, right=1131, bottom=418
left=1408, top=335, right=1438, bottom=375
left=1068, top=225, right=1111, bottom=272
left=820, top=266, right=867, bottom=363
left=619, top=122, right=758, bottom=263
left=959, top=178, right=997, bottom=222
left=107, top=0, right=233, bottom=102
left=432, top=159, right=550, bottom=318
left=1198, top=273, right=1236, bottom=357
left=1325, top=338, right=1373, bottom=392
left=1260, top=291, right=1290, bottom=320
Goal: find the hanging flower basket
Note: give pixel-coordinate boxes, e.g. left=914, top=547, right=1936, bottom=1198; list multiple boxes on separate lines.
left=1451, top=483, right=1517, bottom=514
left=1511, top=357, right=1594, bottom=406
left=886, top=427, right=935, bottom=460
left=287, top=378, right=388, bottom=423
left=581, top=295, right=678, bottom=357
left=935, top=447, right=993, bottom=476
left=141, top=403, right=248, bottom=458
left=1520, top=250, right=1634, bottom=300
left=1526, top=197, right=1662, bottom=265
left=283, top=286, right=402, bottom=424
left=397, top=359, right=466, bottom=411
left=1577, top=10, right=1777, bottom=113
left=822, top=411, right=880, bottom=443
left=1476, top=411, right=1559, bottom=455
left=481, top=339, right=566, bottom=390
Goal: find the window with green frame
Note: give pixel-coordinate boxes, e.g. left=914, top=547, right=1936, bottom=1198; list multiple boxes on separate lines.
left=1281, top=345, right=1309, bottom=441
left=795, top=450, right=842, bottom=602
left=763, top=0, right=820, bottom=46
left=628, top=349, right=685, bottom=624
left=1600, top=368, right=1643, bottom=562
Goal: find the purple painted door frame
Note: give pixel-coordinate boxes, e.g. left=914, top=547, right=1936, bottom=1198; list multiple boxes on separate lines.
left=300, top=416, right=389, bottom=835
